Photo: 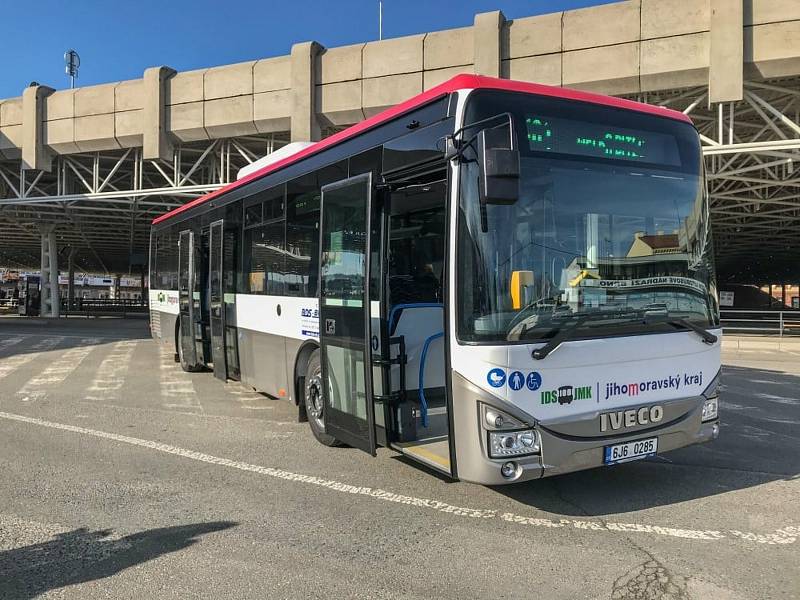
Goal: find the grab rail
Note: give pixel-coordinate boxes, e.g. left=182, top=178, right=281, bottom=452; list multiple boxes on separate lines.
left=418, top=331, right=444, bottom=428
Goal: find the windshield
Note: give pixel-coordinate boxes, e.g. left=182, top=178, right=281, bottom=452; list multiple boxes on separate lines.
left=457, top=91, right=718, bottom=344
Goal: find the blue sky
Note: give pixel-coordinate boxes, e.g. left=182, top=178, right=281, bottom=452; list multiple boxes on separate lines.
left=1, top=0, right=615, bottom=99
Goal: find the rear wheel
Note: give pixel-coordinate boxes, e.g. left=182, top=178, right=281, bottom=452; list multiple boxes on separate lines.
left=177, top=321, right=203, bottom=373
left=304, top=350, right=341, bottom=447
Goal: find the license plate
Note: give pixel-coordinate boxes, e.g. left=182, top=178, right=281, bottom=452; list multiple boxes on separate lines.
left=604, top=437, right=658, bottom=465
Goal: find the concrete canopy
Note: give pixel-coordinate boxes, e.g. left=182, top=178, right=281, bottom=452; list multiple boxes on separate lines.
left=0, top=0, right=798, bottom=282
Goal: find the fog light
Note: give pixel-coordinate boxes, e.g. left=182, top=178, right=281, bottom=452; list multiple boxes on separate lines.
left=702, top=397, right=718, bottom=422
left=488, top=429, right=539, bottom=458
left=712, top=423, right=720, bottom=439
left=501, top=461, right=517, bottom=479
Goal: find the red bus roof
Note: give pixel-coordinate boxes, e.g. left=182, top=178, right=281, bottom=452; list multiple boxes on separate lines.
left=153, top=74, right=692, bottom=225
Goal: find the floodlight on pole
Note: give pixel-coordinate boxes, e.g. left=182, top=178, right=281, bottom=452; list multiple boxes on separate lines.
left=64, top=49, right=80, bottom=89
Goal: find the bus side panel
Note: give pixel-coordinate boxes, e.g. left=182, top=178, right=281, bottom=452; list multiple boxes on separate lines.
left=237, top=328, right=288, bottom=398
left=151, top=310, right=178, bottom=347
left=149, top=288, right=180, bottom=350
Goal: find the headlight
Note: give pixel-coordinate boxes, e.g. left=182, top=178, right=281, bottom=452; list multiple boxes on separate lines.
left=480, top=403, right=526, bottom=431
left=488, top=429, right=540, bottom=458
left=480, top=403, right=539, bottom=458
left=702, top=397, right=718, bottom=422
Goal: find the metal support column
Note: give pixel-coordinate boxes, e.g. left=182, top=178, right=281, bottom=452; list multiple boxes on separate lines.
left=67, top=247, right=76, bottom=313
left=39, top=225, right=60, bottom=317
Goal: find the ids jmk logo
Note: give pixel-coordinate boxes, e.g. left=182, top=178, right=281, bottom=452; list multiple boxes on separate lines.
left=541, top=384, right=592, bottom=405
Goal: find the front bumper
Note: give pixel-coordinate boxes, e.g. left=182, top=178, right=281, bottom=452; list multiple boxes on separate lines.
left=537, top=413, right=719, bottom=479
left=450, top=371, right=719, bottom=485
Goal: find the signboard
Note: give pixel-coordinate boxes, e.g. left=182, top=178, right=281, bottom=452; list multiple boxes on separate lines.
left=596, top=276, right=707, bottom=294
left=719, top=291, right=734, bottom=307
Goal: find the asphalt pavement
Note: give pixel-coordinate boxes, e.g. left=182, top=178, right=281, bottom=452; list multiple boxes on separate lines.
left=0, top=317, right=797, bottom=599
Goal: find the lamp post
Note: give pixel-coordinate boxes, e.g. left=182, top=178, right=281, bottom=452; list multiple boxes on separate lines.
left=64, top=49, right=80, bottom=89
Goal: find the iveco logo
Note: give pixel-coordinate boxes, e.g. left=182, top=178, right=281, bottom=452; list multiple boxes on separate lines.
left=600, top=405, right=664, bottom=433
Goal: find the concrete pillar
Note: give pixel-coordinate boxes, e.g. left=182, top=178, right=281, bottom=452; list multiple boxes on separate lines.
left=140, top=266, right=146, bottom=306
left=473, top=10, right=506, bottom=78
left=290, top=41, right=323, bottom=142
left=39, top=225, right=60, bottom=318
left=143, top=66, right=176, bottom=161
left=67, top=247, right=75, bottom=313
left=22, top=84, right=55, bottom=172
left=709, top=0, right=743, bottom=103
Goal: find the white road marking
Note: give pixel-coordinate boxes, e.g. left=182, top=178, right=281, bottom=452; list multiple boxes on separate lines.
left=17, top=338, right=101, bottom=402
left=226, top=382, right=271, bottom=407
left=159, top=349, right=203, bottom=412
left=755, top=392, right=799, bottom=405
left=0, top=410, right=795, bottom=547
left=0, top=336, right=25, bottom=352
left=0, top=337, right=64, bottom=380
left=0, top=332, right=134, bottom=341
left=85, top=340, right=138, bottom=400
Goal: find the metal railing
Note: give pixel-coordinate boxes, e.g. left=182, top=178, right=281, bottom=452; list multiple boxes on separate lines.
left=720, top=309, right=800, bottom=336
left=61, top=297, right=148, bottom=317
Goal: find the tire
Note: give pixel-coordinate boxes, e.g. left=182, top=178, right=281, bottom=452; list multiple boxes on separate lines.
left=304, top=350, right=341, bottom=447
left=177, top=320, right=203, bottom=373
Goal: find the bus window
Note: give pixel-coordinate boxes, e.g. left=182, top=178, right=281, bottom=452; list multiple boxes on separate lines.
left=388, top=181, right=447, bottom=306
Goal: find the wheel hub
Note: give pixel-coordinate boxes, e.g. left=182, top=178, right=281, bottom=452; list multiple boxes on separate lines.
left=306, top=374, right=324, bottom=424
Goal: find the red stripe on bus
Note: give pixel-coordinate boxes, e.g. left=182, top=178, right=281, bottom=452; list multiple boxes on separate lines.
left=152, top=74, right=691, bottom=225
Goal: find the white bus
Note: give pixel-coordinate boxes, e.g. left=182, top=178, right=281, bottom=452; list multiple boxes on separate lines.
left=149, top=75, right=721, bottom=484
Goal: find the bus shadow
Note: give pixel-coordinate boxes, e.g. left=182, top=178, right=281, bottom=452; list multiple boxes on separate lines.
left=493, top=363, right=800, bottom=517
left=0, top=521, right=236, bottom=600
left=0, top=317, right=150, bottom=359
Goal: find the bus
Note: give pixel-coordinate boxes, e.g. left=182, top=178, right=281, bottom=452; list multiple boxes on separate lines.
left=149, top=74, right=721, bottom=484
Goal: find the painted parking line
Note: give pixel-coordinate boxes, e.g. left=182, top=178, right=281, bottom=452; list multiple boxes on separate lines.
left=0, top=410, right=795, bottom=547
left=159, top=350, right=203, bottom=412
left=85, top=340, right=138, bottom=400
left=0, top=336, right=25, bottom=352
left=16, top=338, right=101, bottom=402
left=0, top=337, right=64, bottom=380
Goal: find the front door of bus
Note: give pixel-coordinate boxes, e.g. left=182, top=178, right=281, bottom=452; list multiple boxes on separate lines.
left=318, top=173, right=376, bottom=455
left=178, top=230, right=198, bottom=367
left=208, top=219, right=226, bottom=380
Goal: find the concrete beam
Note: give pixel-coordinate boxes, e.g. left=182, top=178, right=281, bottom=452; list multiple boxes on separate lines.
left=709, top=0, right=744, bottom=102
left=143, top=66, right=176, bottom=161
left=22, top=84, right=55, bottom=172
left=473, top=10, right=505, bottom=77
left=291, top=42, right=323, bottom=142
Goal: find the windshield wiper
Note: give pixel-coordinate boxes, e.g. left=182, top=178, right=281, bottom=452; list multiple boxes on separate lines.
left=655, top=316, right=718, bottom=345
left=530, top=309, right=643, bottom=359
left=531, top=316, right=588, bottom=360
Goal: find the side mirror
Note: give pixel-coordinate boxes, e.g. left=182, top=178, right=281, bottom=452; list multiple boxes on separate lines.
left=476, top=127, right=520, bottom=205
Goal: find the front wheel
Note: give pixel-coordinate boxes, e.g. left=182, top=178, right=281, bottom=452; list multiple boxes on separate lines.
left=304, top=350, right=341, bottom=447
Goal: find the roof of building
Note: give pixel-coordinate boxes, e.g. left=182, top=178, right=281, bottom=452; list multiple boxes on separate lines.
left=153, top=74, right=691, bottom=226
left=638, top=234, right=681, bottom=249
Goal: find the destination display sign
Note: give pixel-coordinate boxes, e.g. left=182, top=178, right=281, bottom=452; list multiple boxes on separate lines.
left=525, top=115, right=682, bottom=166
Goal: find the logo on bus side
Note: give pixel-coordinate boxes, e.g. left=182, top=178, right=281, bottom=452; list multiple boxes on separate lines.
left=541, top=384, right=592, bottom=405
